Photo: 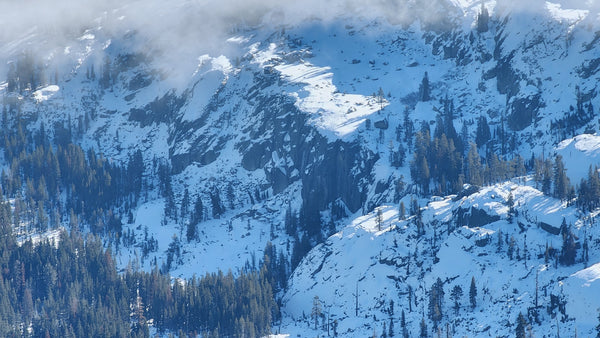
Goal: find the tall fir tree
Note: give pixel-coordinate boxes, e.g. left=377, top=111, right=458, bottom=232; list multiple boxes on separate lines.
left=515, top=313, right=527, bottom=338
left=419, top=72, right=430, bottom=102
left=469, top=276, right=477, bottom=310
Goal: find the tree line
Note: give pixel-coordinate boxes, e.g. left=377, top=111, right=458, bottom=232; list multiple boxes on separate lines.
left=0, top=206, right=278, bottom=337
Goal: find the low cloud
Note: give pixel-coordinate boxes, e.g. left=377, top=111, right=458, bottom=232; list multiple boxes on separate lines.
left=0, top=0, right=597, bottom=81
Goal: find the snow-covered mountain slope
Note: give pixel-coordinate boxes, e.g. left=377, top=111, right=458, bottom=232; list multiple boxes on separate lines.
left=4, top=0, right=600, bottom=335
left=282, top=180, right=598, bottom=336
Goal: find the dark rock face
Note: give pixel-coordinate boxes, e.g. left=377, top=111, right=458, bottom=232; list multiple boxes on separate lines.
left=167, top=65, right=377, bottom=215
left=241, top=143, right=271, bottom=172
left=453, top=185, right=480, bottom=201
left=579, top=57, right=600, bottom=79
left=374, top=119, right=389, bottom=130
left=475, top=236, right=490, bottom=247
left=300, top=140, right=377, bottom=213
left=129, top=91, right=186, bottom=128
left=539, top=221, right=560, bottom=235
left=508, top=94, right=542, bottom=131
left=455, top=206, right=500, bottom=228
left=236, top=92, right=377, bottom=212
left=482, top=50, right=521, bottom=98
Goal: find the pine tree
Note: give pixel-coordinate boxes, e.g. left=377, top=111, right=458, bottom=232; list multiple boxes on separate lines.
left=523, top=235, right=528, bottom=267
left=475, top=116, right=491, bottom=148
left=100, top=56, right=112, bottom=88
left=285, top=204, right=297, bottom=236
left=450, top=285, right=463, bottom=315
left=410, top=150, right=431, bottom=195
left=180, top=188, right=190, bottom=221
left=378, top=87, right=386, bottom=110
left=376, top=208, right=383, bottom=231
left=466, top=143, right=483, bottom=186
left=127, top=149, right=144, bottom=199
left=560, top=218, right=577, bottom=266
left=419, top=317, right=428, bottom=338
left=428, top=278, right=444, bottom=326
left=508, top=236, right=516, bottom=260
left=192, top=195, right=204, bottom=225
left=408, top=285, right=414, bottom=312
left=469, top=276, right=477, bottom=310
left=312, top=296, right=322, bottom=330
left=165, top=234, right=181, bottom=271
left=210, top=188, right=224, bottom=219
left=186, top=221, right=197, bottom=242
left=419, top=72, right=430, bottom=102
left=401, top=310, right=408, bottom=338
left=442, top=97, right=459, bottom=148
left=403, top=108, right=414, bottom=148
left=507, top=192, right=515, bottom=223
left=515, top=313, right=527, bottom=338
left=399, top=202, right=406, bottom=220
left=392, top=143, right=406, bottom=168
left=553, top=155, right=570, bottom=200
left=496, top=229, right=503, bottom=252
left=477, top=2, right=490, bottom=33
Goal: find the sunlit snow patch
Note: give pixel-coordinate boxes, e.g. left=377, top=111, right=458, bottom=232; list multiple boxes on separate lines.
left=227, top=36, right=251, bottom=44
left=556, top=133, right=600, bottom=183
left=276, top=62, right=384, bottom=140
left=32, top=85, right=59, bottom=102
left=560, top=263, right=600, bottom=332
left=78, top=33, right=95, bottom=41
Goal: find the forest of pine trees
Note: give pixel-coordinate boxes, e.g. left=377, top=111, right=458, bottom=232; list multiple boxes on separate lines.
left=408, top=99, right=527, bottom=196
left=403, top=97, right=600, bottom=213
left=0, top=220, right=278, bottom=337
left=0, top=105, right=280, bottom=337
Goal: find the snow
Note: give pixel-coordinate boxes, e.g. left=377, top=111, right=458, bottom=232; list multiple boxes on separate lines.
left=16, top=228, right=63, bottom=248
left=546, top=2, right=589, bottom=23
left=276, top=62, right=383, bottom=140
left=561, top=263, right=600, bottom=332
left=556, top=134, right=600, bottom=183
left=571, top=262, right=600, bottom=287
left=227, top=36, right=251, bottom=44
left=281, top=180, right=597, bottom=336
left=78, top=33, right=95, bottom=41
left=32, top=85, right=59, bottom=102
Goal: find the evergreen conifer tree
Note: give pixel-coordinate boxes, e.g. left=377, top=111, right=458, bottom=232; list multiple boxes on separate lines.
left=477, top=2, right=490, bottom=33
left=515, top=313, right=527, bottom=338
left=469, top=276, right=477, bottom=309
left=419, top=72, right=430, bottom=102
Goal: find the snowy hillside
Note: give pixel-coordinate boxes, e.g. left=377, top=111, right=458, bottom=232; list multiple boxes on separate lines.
left=282, top=180, right=599, bottom=336
left=3, top=0, right=600, bottom=336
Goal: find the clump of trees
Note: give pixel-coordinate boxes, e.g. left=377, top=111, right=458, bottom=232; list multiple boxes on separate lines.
left=409, top=101, right=527, bottom=195
left=477, top=2, right=490, bottom=33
